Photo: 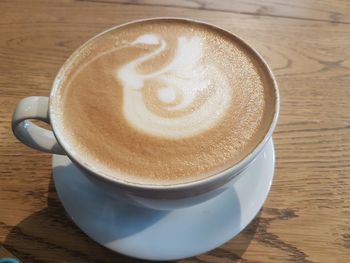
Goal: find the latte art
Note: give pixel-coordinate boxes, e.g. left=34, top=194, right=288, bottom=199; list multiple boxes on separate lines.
left=54, top=19, right=277, bottom=185
left=118, top=34, right=231, bottom=138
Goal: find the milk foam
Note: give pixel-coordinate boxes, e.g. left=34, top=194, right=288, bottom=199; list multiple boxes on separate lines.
left=56, top=19, right=276, bottom=185
left=117, top=34, right=231, bottom=138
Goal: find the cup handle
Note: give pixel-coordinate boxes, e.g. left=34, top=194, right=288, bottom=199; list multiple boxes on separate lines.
left=12, top=96, right=65, bottom=155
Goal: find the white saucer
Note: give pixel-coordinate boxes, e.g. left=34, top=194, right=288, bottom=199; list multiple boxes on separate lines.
left=52, top=139, right=275, bottom=261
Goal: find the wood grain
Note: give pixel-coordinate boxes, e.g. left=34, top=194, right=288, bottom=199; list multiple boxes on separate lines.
left=1, top=0, right=350, bottom=262
left=84, top=0, right=350, bottom=24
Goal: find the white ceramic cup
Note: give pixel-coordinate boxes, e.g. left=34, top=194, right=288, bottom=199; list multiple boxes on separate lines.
left=12, top=18, right=279, bottom=210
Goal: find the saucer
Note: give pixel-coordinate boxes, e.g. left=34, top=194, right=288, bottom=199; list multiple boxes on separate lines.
left=52, top=139, right=275, bottom=261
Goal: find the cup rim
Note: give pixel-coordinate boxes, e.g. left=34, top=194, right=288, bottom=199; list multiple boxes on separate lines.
left=49, top=17, right=280, bottom=191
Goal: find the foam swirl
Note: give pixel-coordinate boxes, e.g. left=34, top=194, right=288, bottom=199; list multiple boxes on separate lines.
left=117, top=34, right=231, bottom=138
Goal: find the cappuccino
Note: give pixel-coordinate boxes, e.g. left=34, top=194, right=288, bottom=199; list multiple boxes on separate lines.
left=53, top=19, right=276, bottom=185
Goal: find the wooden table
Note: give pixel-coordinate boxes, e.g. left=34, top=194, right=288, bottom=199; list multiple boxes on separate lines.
left=1, top=0, right=350, bottom=262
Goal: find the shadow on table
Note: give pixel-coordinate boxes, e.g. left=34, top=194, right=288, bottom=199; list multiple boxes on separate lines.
left=3, top=175, right=260, bottom=263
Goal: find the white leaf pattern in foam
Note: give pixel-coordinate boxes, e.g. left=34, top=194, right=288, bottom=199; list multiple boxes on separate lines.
left=131, top=34, right=160, bottom=45
left=117, top=34, right=231, bottom=138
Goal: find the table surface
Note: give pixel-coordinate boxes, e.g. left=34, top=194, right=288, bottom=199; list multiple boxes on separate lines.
left=1, top=0, right=350, bottom=262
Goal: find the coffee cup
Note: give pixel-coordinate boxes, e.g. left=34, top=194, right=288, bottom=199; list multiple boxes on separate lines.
left=12, top=18, right=279, bottom=210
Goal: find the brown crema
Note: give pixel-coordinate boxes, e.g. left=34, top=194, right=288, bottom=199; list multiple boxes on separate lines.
left=53, top=19, right=277, bottom=185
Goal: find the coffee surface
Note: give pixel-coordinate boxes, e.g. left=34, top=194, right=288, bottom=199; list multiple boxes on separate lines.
left=53, top=19, right=276, bottom=185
